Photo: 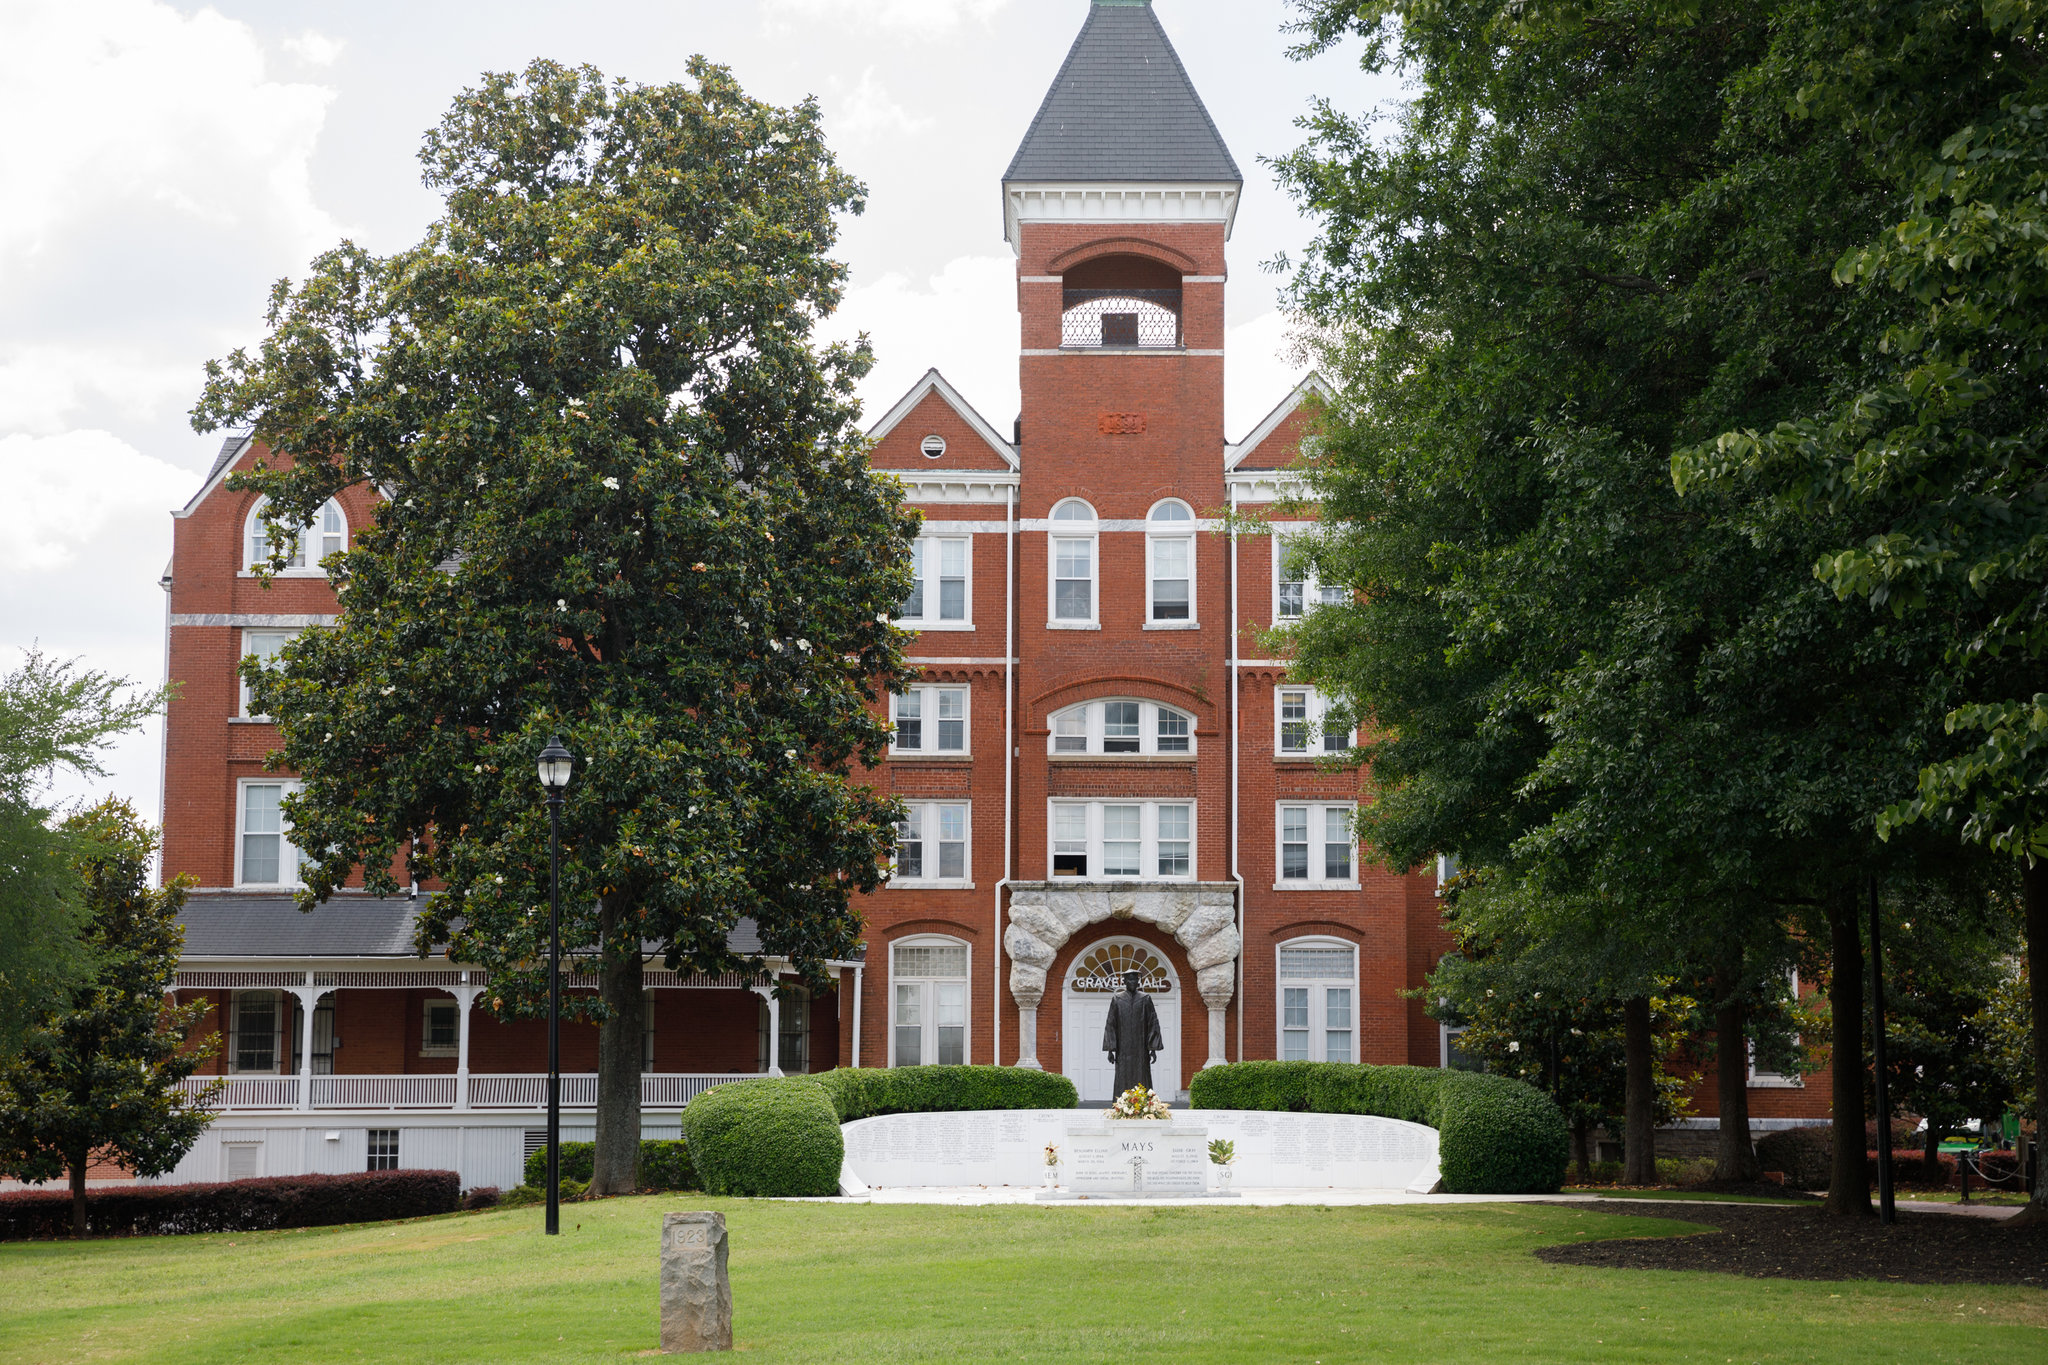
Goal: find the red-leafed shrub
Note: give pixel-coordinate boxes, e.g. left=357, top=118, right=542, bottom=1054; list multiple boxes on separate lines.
left=0, top=1169, right=460, bottom=1240
left=462, top=1185, right=502, bottom=1211
left=1870, top=1150, right=1956, bottom=1188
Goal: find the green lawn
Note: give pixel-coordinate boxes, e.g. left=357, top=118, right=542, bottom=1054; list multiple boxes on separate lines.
left=1, top=1199, right=2042, bottom=1363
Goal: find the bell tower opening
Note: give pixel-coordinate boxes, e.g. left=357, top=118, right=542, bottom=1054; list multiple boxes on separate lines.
left=1059, top=254, right=1183, bottom=350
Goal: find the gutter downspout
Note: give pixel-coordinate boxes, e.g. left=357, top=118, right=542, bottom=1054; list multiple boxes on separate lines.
left=995, top=479, right=1016, bottom=1065
left=156, top=564, right=173, bottom=887
left=851, top=963, right=862, bottom=1068
left=1229, top=480, right=1245, bottom=1066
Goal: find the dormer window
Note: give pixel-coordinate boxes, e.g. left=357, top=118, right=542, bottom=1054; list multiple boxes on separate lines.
left=246, top=497, right=346, bottom=574
left=1047, top=698, right=1194, bottom=756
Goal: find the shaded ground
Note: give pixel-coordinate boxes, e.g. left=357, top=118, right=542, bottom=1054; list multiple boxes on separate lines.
left=1537, top=1199, right=2048, bottom=1287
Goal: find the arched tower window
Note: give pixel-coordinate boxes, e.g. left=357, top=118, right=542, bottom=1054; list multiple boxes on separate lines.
left=246, top=497, right=346, bottom=574
left=1061, top=255, right=1183, bottom=349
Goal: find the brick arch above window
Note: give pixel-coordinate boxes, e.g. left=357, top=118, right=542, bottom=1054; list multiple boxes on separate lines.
left=1266, top=920, right=1366, bottom=943
left=882, top=918, right=982, bottom=941
left=1025, top=675, right=1216, bottom=732
left=1045, top=237, right=1201, bottom=277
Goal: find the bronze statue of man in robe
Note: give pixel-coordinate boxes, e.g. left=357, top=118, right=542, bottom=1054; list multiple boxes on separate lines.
left=1102, top=968, right=1164, bottom=1097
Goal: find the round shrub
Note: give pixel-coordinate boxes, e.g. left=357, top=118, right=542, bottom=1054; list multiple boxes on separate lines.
left=1754, top=1126, right=1832, bottom=1190
left=1188, top=1060, right=1569, bottom=1194
left=683, top=1077, right=844, bottom=1197
left=815, top=1065, right=1077, bottom=1121
left=523, top=1139, right=694, bottom=1192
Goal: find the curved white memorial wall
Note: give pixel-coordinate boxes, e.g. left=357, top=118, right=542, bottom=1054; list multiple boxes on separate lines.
left=839, top=1109, right=1440, bottom=1195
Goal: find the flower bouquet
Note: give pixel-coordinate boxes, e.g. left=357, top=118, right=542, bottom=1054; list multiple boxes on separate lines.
left=1042, top=1143, right=1061, bottom=1188
left=1104, top=1085, right=1172, bottom=1121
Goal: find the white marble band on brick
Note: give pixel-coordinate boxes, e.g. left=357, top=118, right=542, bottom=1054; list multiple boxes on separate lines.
left=170, top=614, right=340, bottom=628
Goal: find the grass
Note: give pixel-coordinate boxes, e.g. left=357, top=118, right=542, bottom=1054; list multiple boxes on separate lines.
left=1562, top=1188, right=1811, bottom=1206
left=2, top=1198, right=2044, bottom=1363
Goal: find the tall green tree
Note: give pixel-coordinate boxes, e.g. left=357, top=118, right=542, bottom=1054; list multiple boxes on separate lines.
left=1275, top=0, right=1976, bottom=1212
left=0, top=650, right=166, bottom=1051
left=192, top=60, right=914, bottom=1195
left=0, top=800, right=216, bottom=1237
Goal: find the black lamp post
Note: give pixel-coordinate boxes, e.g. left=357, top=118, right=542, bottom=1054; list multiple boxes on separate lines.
left=536, top=735, right=574, bottom=1236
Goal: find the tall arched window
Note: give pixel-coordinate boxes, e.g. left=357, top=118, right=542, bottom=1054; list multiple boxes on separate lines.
left=1147, top=499, right=1195, bottom=624
left=246, top=497, right=347, bottom=573
left=1049, top=499, right=1097, bottom=626
left=890, top=936, right=970, bottom=1066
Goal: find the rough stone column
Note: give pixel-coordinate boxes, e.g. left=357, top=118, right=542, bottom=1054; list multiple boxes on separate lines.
left=1196, top=963, right=1234, bottom=1070
left=661, top=1211, right=733, bottom=1353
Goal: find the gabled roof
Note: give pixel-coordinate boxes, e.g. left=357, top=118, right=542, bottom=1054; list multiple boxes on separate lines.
left=1004, top=0, right=1241, bottom=186
left=174, top=433, right=253, bottom=518
left=1226, top=373, right=1332, bottom=471
left=866, top=369, right=1018, bottom=470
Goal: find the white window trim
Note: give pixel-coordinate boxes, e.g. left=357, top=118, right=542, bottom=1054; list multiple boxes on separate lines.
left=242, top=496, right=347, bottom=578
left=1274, top=686, right=1354, bottom=757
left=1440, top=1022, right=1471, bottom=1069
left=1748, top=971, right=1805, bottom=1088
left=891, top=684, right=971, bottom=757
left=1277, top=937, right=1360, bottom=1064
left=1272, top=529, right=1342, bottom=624
left=1045, top=698, right=1196, bottom=757
left=892, top=799, right=973, bottom=888
left=421, top=998, right=460, bottom=1058
left=1274, top=801, right=1360, bottom=890
left=239, top=628, right=300, bottom=720
left=234, top=778, right=305, bottom=889
left=1048, top=501, right=1100, bottom=629
left=1046, top=799, right=1197, bottom=881
left=227, top=989, right=284, bottom=1075
left=1145, top=500, right=1197, bottom=628
left=888, top=935, right=972, bottom=1068
left=896, top=534, right=975, bottom=631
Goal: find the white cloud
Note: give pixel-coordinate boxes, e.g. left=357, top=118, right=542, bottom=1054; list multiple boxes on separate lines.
left=762, top=0, right=1012, bottom=36
left=1225, top=307, right=1314, bottom=440
left=282, top=30, right=345, bottom=67
left=828, top=68, right=933, bottom=143
left=0, top=430, right=193, bottom=574
left=828, top=255, right=1021, bottom=432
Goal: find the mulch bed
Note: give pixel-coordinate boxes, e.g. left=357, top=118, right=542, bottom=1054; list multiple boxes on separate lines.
left=1534, top=1200, right=2048, bottom=1288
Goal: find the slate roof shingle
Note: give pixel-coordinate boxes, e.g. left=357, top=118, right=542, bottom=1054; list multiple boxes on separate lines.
left=1004, top=1, right=1240, bottom=185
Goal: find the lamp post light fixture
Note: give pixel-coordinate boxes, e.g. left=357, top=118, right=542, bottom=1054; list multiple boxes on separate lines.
left=536, top=735, right=573, bottom=1236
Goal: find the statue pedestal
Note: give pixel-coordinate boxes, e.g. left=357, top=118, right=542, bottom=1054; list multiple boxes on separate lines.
left=1038, top=1120, right=1236, bottom=1200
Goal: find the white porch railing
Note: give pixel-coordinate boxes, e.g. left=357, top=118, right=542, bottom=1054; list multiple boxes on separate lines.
left=183, top=1073, right=761, bottom=1112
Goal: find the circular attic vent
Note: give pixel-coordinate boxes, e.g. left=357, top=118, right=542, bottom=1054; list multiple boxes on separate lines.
left=921, top=434, right=947, bottom=459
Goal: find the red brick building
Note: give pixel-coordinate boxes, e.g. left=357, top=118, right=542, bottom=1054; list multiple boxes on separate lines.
left=147, top=0, right=1821, bottom=1188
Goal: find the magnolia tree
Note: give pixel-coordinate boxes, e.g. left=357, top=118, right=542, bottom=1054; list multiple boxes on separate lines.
left=194, top=60, right=915, bottom=1194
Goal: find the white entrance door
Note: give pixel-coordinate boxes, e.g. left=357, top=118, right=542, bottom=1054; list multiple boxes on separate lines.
left=1061, top=939, right=1181, bottom=1103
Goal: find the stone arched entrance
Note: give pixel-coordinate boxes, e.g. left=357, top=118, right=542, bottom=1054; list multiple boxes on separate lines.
left=1004, top=881, right=1238, bottom=1075
left=1061, top=937, right=1181, bottom=1103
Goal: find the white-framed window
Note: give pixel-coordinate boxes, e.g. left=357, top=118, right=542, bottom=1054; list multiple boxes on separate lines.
left=366, top=1129, right=399, bottom=1172
left=1146, top=499, right=1195, bottom=625
left=1274, top=531, right=1346, bottom=621
left=236, top=779, right=305, bottom=888
left=222, top=1142, right=264, bottom=1180
left=1046, top=698, right=1194, bottom=756
left=228, top=990, right=283, bottom=1074
left=899, top=535, right=971, bottom=628
left=1048, top=801, right=1195, bottom=880
left=421, top=998, right=459, bottom=1057
left=1049, top=499, right=1098, bottom=626
left=245, top=496, right=347, bottom=574
left=1275, top=687, right=1353, bottom=756
left=891, top=937, right=969, bottom=1067
left=895, top=801, right=970, bottom=885
left=1278, top=940, right=1358, bottom=1063
left=893, top=685, right=969, bottom=755
left=240, top=628, right=299, bottom=719
left=1749, top=971, right=1805, bottom=1088
left=1276, top=802, right=1357, bottom=888
left=1440, top=1022, right=1479, bottom=1071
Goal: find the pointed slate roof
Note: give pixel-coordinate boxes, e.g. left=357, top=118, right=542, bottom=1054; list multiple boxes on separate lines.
left=1004, top=0, right=1241, bottom=185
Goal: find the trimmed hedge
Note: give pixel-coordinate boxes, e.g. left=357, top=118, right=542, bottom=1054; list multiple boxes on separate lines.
left=0, top=1169, right=460, bottom=1240
left=1187, top=1061, right=1570, bottom=1194
left=683, top=1078, right=844, bottom=1198
left=814, top=1065, right=1077, bottom=1121
left=521, top=1140, right=696, bottom=1192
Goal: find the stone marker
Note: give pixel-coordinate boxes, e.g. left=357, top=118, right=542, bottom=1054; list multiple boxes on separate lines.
left=660, top=1211, right=733, bottom=1353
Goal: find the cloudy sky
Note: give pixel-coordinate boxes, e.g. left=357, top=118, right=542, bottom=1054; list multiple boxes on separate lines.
left=0, top=0, right=1401, bottom=821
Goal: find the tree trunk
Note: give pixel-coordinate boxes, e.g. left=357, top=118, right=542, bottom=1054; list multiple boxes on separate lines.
left=1572, top=1120, right=1593, bottom=1184
left=2010, top=859, right=2048, bottom=1226
left=1826, top=887, right=1873, bottom=1217
left=1713, top=990, right=1759, bottom=1183
left=68, top=1148, right=87, bottom=1238
left=588, top=899, right=644, bottom=1197
left=1623, top=995, right=1658, bottom=1185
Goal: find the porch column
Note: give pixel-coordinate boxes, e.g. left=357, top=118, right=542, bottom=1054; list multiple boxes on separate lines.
left=454, top=973, right=480, bottom=1111
left=1011, top=975, right=1044, bottom=1071
left=1196, top=962, right=1235, bottom=1071
left=751, top=983, right=784, bottom=1077
left=290, top=972, right=325, bottom=1112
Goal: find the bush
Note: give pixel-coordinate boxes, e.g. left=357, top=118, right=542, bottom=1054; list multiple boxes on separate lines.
left=683, top=1078, right=843, bottom=1198
left=1187, top=1061, right=1570, bottom=1194
left=499, top=1184, right=542, bottom=1208
left=522, top=1139, right=695, bottom=1192
left=1754, top=1126, right=1833, bottom=1190
left=462, top=1186, right=501, bottom=1211
left=1655, top=1156, right=1717, bottom=1187
left=1871, top=1151, right=1957, bottom=1189
left=813, top=1065, right=1077, bottom=1121
left=0, top=1169, right=461, bottom=1240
